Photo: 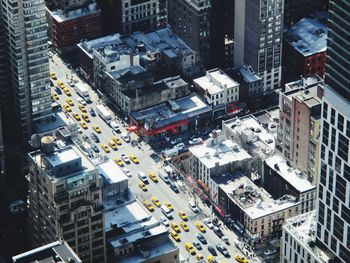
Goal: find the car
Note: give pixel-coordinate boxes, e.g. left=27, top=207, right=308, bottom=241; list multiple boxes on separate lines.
left=150, top=196, right=161, bottom=207
left=121, top=154, right=131, bottom=163
left=148, top=172, right=158, bottom=183
left=195, top=253, right=204, bottom=261
left=129, top=154, right=140, bottom=164
left=221, top=236, right=230, bottom=245
left=263, top=248, right=277, bottom=256
left=160, top=216, right=169, bottom=227
left=188, top=202, right=200, bottom=213
left=170, top=231, right=180, bottom=242
left=82, top=113, right=90, bottom=122
left=55, top=86, right=62, bottom=94
left=50, top=72, right=57, bottom=80
left=114, top=158, right=124, bottom=167
left=175, top=142, right=185, bottom=150
left=57, top=80, right=64, bottom=87
left=234, top=255, right=248, bottom=263
left=67, top=80, right=75, bottom=87
left=137, top=172, right=148, bottom=183
left=91, top=144, right=99, bottom=153
left=92, top=125, right=101, bottom=133
left=178, top=210, right=188, bottom=221
left=180, top=221, right=189, bottom=232
left=208, top=246, right=217, bottom=256
left=143, top=200, right=154, bottom=212
left=79, top=121, right=88, bottom=129
left=170, top=138, right=182, bottom=145
left=216, top=244, right=230, bottom=257
left=77, top=98, right=87, bottom=105
left=108, top=141, right=118, bottom=150
left=100, top=143, right=110, bottom=153
left=185, top=243, right=196, bottom=255
left=89, top=108, right=96, bottom=116
left=207, top=255, right=216, bottom=263
left=121, top=133, right=130, bottom=142
left=79, top=104, right=87, bottom=112
left=63, top=87, right=71, bottom=96
left=62, top=103, right=72, bottom=112
left=90, top=133, right=99, bottom=143
left=52, top=92, right=59, bottom=100
left=72, top=112, right=81, bottom=121
left=122, top=168, right=132, bottom=178
left=171, top=222, right=180, bottom=233
left=138, top=182, right=147, bottom=191
left=112, top=136, right=122, bottom=145
left=196, top=234, right=207, bottom=244
left=195, top=222, right=206, bottom=232
left=192, top=241, right=202, bottom=250
left=189, top=137, right=203, bottom=145
left=110, top=121, right=120, bottom=133
left=213, top=226, right=224, bottom=238
left=203, top=218, right=214, bottom=229
left=65, top=98, right=74, bottom=106
left=163, top=201, right=174, bottom=211
left=169, top=181, right=179, bottom=193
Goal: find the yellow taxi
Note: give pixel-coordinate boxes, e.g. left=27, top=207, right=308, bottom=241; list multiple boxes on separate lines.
left=72, top=112, right=81, bottom=121
left=57, top=80, right=64, bottom=88
left=112, top=136, right=122, bottom=145
left=92, top=125, right=101, bottom=133
left=178, top=210, right=188, bottom=221
left=50, top=72, right=57, bottom=80
left=79, top=121, right=88, bottom=129
left=170, top=231, right=180, bottom=242
left=108, top=141, right=118, bottom=151
left=148, top=172, right=158, bottom=183
left=78, top=104, right=87, bottom=113
left=171, top=222, right=180, bottom=233
left=163, top=201, right=174, bottom=211
left=180, top=221, right=189, bottom=232
left=150, top=196, right=161, bottom=207
left=195, top=222, right=206, bottom=233
left=138, top=182, right=147, bottom=191
left=207, top=255, right=216, bottom=263
left=185, top=243, right=196, bottom=255
left=65, top=97, right=74, bottom=106
left=195, top=253, right=203, bottom=261
left=114, top=158, right=124, bottom=167
left=82, top=113, right=90, bottom=122
left=143, top=200, right=154, bottom=212
left=62, top=103, right=72, bottom=112
left=129, top=154, right=140, bottom=164
left=63, top=87, right=71, bottom=96
left=52, top=92, right=59, bottom=100
left=100, top=143, right=110, bottom=153
left=234, top=256, right=248, bottom=263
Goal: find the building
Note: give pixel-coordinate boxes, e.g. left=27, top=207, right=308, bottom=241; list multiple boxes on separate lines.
left=28, top=137, right=106, bottom=262
left=215, top=173, right=301, bottom=244
left=284, top=0, right=328, bottom=26
left=234, top=0, right=283, bottom=92
left=97, top=0, right=167, bottom=34
left=46, top=3, right=103, bottom=54
left=12, top=240, right=82, bottom=263
left=281, top=211, right=333, bottom=263
left=263, top=155, right=316, bottom=214
left=45, top=0, right=91, bottom=10
left=168, top=0, right=211, bottom=67
left=130, top=94, right=211, bottom=139
left=278, top=76, right=324, bottom=184
left=193, top=69, right=239, bottom=117
left=315, top=1, right=350, bottom=262
left=283, top=18, right=327, bottom=82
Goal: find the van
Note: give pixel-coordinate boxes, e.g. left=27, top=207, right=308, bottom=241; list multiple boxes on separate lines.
left=159, top=170, right=170, bottom=184
left=170, top=181, right=179, bottom=193
left=161, top=205, right=173, bottom=219
left=138, top=172, right=148, bottom=184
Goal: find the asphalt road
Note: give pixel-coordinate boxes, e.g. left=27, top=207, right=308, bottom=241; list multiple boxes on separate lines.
left=49, top=54, right=255, bottom=263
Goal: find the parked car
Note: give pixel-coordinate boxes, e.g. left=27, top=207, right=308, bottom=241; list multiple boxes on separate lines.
left=122, top=168, right=132, bottom=178
left=90, top=133, right=99, bottom=143
left=213, top=226, right=224, bottom=238
left=189, top=137, right=203, bottom=145
left=203, top=218, right=214, bottom=229
left=160, top=216, right=169, bottom=227
left=89, top=108, right=96, bottom=116
left=264, top=248, right=277, bottom=256
left=188, top=201, right=200, bottom=213
left=216, top=244, right=230, bottom=257
left=170, top=138, right=182, bottom=145
left=91, top=144, right=99, bottom=153
left=208, top=246, right=217, bottom=256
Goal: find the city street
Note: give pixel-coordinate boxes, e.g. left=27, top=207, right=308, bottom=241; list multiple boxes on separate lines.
left=49, top=54, right=257, bottom=263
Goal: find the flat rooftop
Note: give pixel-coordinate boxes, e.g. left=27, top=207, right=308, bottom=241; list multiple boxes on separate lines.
left=45, top=146, right=80, bottom=167
left=283, top=211, right=332, bottom=263
left=189, top=135, right=251, bottom=170
left=285, top=18, right=327, bottom=57
left=12, top=240, right=81, bottom=263
left=37, top=110, right=76, bottom=134
left=48, top=3, right=100, bottom=23
left=265, top=155, right=315, bottom=193
left=98, top=160, right=128, bottom=185
left=283, top=83, right=322, bottom=109
left=194, top=69, right=239, bottom=94
left=216, top=174, right=299, bottom=220
left=239, top=65, right=261, bottom=83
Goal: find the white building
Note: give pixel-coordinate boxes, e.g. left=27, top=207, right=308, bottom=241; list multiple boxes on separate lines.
left=194, top=68, right=240, bottom=106
left=281, top=211, right=332, bottom=263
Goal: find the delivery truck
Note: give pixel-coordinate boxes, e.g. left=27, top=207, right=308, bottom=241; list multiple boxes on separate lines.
left=75, top=83, right=90, bottom=102
left=96, top=104, right=112, bottom=124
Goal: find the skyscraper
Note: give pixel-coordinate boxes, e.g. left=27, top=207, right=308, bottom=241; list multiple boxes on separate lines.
left=316, top=1, right=350, bottom=262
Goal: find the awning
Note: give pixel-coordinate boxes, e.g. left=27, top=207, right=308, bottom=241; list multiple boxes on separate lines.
left=127, top=125, right=138, bottom=132
left=213, top=204, right=225, bottom=217
left=197, top=179, right=209, bottom=192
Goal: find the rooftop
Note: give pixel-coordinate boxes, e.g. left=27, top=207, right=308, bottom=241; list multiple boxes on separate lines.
left=97, top=160, right=128, bottom=185
left=265, top=155, right=315, bottom=193
left=189, top=130, right=252, bottom=170
left=215, top=174, right=299, bottom=220
left=12, top=240, right=82, bottom=263
left=283, top=211, right=332, bottom=263
left=239, top=65, right=261, bottom=83
left=285, top=18, right=327, bottom=57
left=48, top=3, right=100, bottom=23
left=194, top=69, right=239, bottom=94
left=37, top=110, right=77, bottom=134
left=284, top=75, right=323, bottom=92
